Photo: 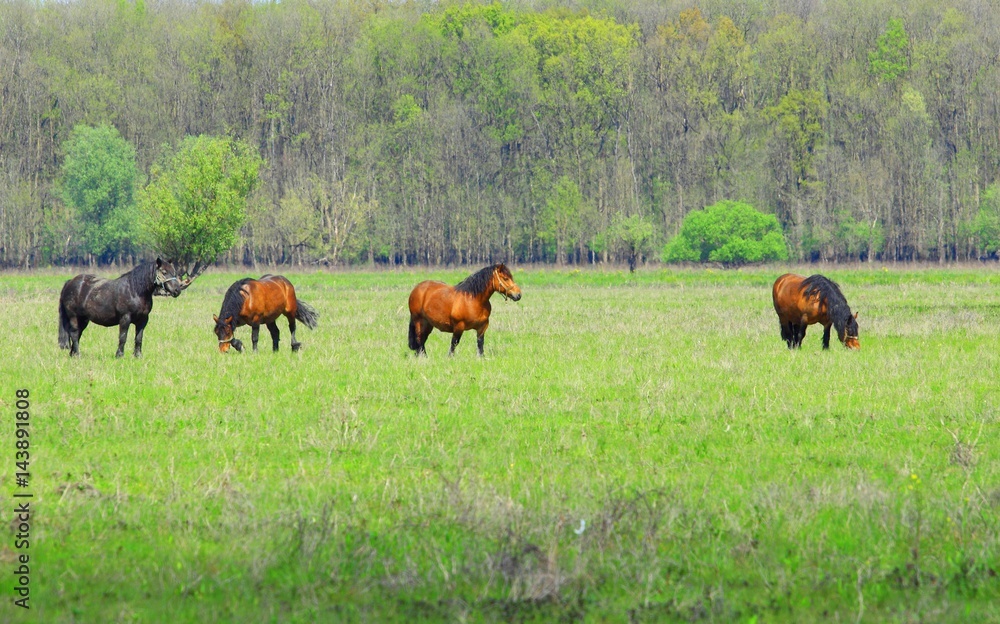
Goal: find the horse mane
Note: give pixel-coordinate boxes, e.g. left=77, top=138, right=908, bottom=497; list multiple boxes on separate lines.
left=219, top=278, right=254, bottom=321
left=801, top=274, right=853, bottom=336
left=455, top=264, right=501, bottom=296
left=122, top=261, right=158, bottom=293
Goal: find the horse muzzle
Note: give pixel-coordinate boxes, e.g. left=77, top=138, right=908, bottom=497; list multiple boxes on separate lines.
left=157, top=276, right=183, bottom=297
left=218, top=338, right=242, bottom=353
left=508, top=292, right=522, bottom=302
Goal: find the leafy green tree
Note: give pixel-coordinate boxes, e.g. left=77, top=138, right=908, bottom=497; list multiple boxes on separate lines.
left=835, top=213, right=885, bottom=261
left=609, top=214, right=655, bottom=273
left=540, top=176, right=585, bottom=264
left=970, top=183, right=1000, bottom=257
left=765, top=89, right=827, bottom=191
left=663, top=200, right=788, bottom=266
left=138, top=135, right=262, bottom=281
left=869, top=18, right=910, bottom=82
left=59, top=124, right=139, bottom=261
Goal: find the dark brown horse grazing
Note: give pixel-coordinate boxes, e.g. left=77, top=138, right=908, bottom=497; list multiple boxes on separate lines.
left=408, top=263, right=522, bottom=357
left=772, top=273, right=860, bottom=350
left=58, top=258, right=183, bottom=357
left=213, top=275, right=318, bottom=353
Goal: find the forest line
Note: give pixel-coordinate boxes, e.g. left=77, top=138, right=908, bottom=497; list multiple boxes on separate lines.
left=2, top=0, right=1000, bottom=268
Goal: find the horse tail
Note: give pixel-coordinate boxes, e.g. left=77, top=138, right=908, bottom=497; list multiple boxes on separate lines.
left=295, top=300, right=319, bottom=330
left=58, top=300, right=71, bottom=349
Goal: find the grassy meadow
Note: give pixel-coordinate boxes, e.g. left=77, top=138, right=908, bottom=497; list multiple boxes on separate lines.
left=1, top=264, right=999, bottom=622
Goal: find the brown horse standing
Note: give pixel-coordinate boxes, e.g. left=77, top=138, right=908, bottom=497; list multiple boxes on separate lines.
left=772, top=273, right=859, bottom=350
left=213, top=275, right=318, bottom=353
left=408, top=263, right=522, bottom=357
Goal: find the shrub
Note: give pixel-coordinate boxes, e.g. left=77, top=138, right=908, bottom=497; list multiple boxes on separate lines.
left=663, top=200, right=788, bottom=266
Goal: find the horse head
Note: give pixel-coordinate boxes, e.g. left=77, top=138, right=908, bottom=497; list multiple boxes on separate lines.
left=493, top=263, right=522, bottom=302
left=154, top=258, right=183, bottom=298
left=213, top=314, right=242, bottom=353
left=841, top=311, right=860, bottom=350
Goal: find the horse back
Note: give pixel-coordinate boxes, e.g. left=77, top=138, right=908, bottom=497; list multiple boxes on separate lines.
left=773, top=273, right=827, bottom=323
left=772, top=273, right=805, bottom=316
left=409, top=280, right=457, bottom=316
left=245, top=275, right=297, bottom=321
left=61, top=274, right=103, bottom=309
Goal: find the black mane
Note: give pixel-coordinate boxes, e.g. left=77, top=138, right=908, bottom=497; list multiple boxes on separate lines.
left=219, top=278, right=254, bottom=322
left=801, top=274, right=855, bottom=337
left=121, top=261, right=158, bottom=294
left=455, top=265, right=498, bottom=296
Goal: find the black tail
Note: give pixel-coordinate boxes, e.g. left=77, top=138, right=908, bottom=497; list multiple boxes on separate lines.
left=408, top=318, right=419, bottom=351
left=58, top=301, right=70, bottom=349
left=295, top=300, right=319, bottom=329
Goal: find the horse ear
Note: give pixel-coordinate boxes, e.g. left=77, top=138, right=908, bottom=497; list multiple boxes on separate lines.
left=213, top=314, right=219, bottom=323
left=224, top=316, right=233, bottom=324
left=156, top=257, right=162, bottom=268
left=854, top=311, right=859, bottom=320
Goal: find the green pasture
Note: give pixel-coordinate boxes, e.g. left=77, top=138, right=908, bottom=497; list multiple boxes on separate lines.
left=1, top=265, right=999, bottom=622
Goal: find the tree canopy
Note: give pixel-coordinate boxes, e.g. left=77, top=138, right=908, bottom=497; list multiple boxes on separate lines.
left=138, top=135, right=262, bottom=279
left=970, top=183, right=1000, bottom=258
left=663, top=201, right=788, bottom=266
left=59, top=124, right=139, bottom=261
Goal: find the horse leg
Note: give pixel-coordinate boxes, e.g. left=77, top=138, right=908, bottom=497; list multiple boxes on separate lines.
left=822, top=324, right=832, bottom=350
left=70, top=317, right=87, bottom=357
left=795, top=324, right=807, bottom=348
left=288, top=315, right=301, bottom=352
left=417, top=320, right=433, bottom=356
left=449, top=331, right=463, bottom=356
left=133, top=316, right=149, bottom=358
left=267, top=322, right=280, bottom=352
left=251, top=324, right=260, bottom=352
left=115, top=316, right=131, bottom=358
left=409, top=316, right=429, bottom=355
left=476, top=322, right=489, bottom=357
left=780, top=322, right=793, bottom=348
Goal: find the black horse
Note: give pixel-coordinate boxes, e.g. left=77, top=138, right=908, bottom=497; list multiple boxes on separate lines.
left=58, top=258, right=183, bottom=357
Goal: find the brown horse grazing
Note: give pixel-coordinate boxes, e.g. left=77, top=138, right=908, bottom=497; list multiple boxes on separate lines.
left=213, top=275, right=318, bottom=353
left=408, top=263, right=522, bottom=357
left=772, top=273, right=860, bottom=350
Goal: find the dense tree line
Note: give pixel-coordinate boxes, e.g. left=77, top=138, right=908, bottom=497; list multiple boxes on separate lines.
left=2, top=0, right=1000, bottom=268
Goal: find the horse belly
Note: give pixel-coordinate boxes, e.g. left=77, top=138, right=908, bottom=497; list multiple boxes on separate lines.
left=449, top=300, right=488, bottom=333
left=77, top=286, right=120, bottom=326
left=430, top=319, right=455, bottom=332
left=87, top=313, right=120, bottom=327
left=258, top=311, right=284, bottom=325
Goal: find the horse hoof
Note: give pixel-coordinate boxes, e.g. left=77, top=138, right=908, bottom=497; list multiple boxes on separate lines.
left=292, top=344, right=302, bottom=352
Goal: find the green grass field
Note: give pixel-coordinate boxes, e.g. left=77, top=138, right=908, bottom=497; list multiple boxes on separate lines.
left=2, top=265, right=999, bottom=622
